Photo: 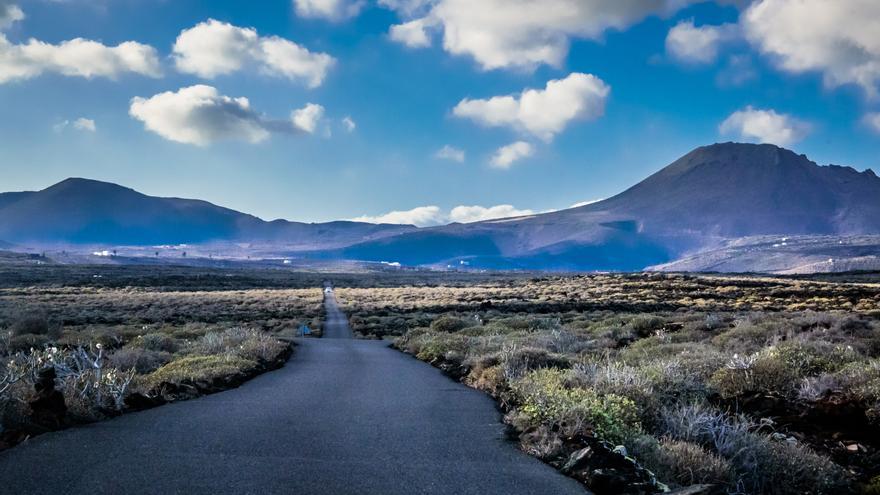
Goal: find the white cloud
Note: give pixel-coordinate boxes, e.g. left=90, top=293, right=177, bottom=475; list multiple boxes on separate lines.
left=434, top=145, right=465, bottom=163
left=384, top=0, right=693, bottom=71
left=449, top=204, right=533, bottom=223
left=490, top=141, right=533, bottom=169
left=0, top=34, right=160, bottom=84
left=389, top=19, right=431, bottom=48
left=570, top=199, right=603, bottom=208
left=352, top=203, right=534, bottom=226
left=130, top=85, right=316, bottom=146
left=351, top=205, right=444, bottom=227
left=378, top=0, right=433, bottom=17
left=54, top=118, right=96, bottom=133
left=864, top=112, right=880, bottom=134
left=293, top=0, right=365, bottom=21
left=0, top=1, right=24, bottom=29
left=172, top=19, right=335, bottom=88
left=719, top=106, right=811, bottom=147
left=342, top=116, right=356, bottom=132
left=742, top=0, right=880, bottom=97
left=291, top=103, right=325, bottom=134
left=453, top=73, right=609, bottom=142
left=666, top=20, right=738, bottom=64
left=73, top=117, right=96, bottom=132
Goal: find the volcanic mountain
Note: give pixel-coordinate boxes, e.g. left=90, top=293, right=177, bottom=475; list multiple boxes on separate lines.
left=330, top=143, right=880, bottom=270
left=2, top=143, right=878, bottom=271
left=0, top=178, right=414, bottom=248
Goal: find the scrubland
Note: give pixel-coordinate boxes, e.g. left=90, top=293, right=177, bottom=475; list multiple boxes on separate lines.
left=338, top=273, right=880, bottom=494
left=0, top=265, right=323, bottom=449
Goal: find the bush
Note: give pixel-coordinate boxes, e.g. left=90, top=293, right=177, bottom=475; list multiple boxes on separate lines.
left=628, top=435, right=733, bottom=488
left=430, top=316, right=473, bottom=333
left=510, top=368, right=641, bottom=445
left=108, top=348, right=172, bottom=374
left=141, top=355, right=256, bottom=389
left=128, top=333, right=178, bottom=353
left=499, top=345, right=571, bottom=380
left=10, top=315, right=51, bottom=336
left=658, top=403, right=849, bottom=494
left=709, top=351, right=799, bottom=398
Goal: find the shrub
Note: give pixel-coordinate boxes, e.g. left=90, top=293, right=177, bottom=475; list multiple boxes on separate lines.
left=430, top=316, right=472, bottom=333
left=127, top=333, right=178, bottom=353
left=709, top=351, right=799, bottom=398
left=499, top=345, right=571, bottom=380
left=628, top=435, right=733, bottom=488
left=107, top=348, right=172, bottom=374
left=509, top=368, right=641, bottom=445
left=658, top=403, right=849, bottom=494
left=141, top=355, right=256, bottom=389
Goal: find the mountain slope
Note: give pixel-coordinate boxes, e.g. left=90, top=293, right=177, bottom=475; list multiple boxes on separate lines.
left=334, top=143, right=880, bottom=270
left=0, top=178, right=414, bottom=247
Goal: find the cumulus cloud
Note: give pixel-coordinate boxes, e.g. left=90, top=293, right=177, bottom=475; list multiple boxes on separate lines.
left=389, top=18, right=431, bottom=48
left=129, top=85, right=319, bottom=146
left=719, top=106, right=811, bottom=147
left=863, top=112, right=880, bottom=134
left=291, top=103, right=325, bottom=134
left=0, top=34, right=160, bottom=84
left=434, top=145, right=465, bottom=163
left=293, top=0, right=365, bottom=21
left=384, top=0, right=692, bottom=70
left=351, top=205, right=444, bottom=227
left=172, top=19, right=335, bottom=88
left=342, top=116, right=356, bottom=132
left=742, top=0, right=880, bottom=97
left=453, top=73, right=609, bottom=142
left=449, top=204, right=533, bottom=223
left=666, top=20, right=738, bottom=64
left=352, top=203, right=534, bottom=226
left=490, top=141, right=533, bottom=169
left=0, top=1, right=24, bottom=29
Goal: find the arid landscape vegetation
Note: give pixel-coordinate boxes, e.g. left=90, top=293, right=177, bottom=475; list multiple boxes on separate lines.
left=3, top=264, right=880, bottom=493
left=0, top=265, right=323, bottom=449
left=336, top=272, right=880, bottom=493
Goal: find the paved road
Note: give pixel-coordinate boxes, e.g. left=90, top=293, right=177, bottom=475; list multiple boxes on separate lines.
left=0, top=291, right=586, bottom=494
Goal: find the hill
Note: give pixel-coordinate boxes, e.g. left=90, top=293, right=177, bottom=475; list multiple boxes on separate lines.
left=331, top=143, right=880, bottom=270
left=0, top=178, right=414, bottom=248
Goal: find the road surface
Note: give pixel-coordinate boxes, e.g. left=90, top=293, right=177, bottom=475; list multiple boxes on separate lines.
left=0, top=290, right=586, bottom=494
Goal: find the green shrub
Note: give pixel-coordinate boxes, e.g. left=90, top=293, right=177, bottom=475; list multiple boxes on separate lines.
left=430, top=316, right=473, bottom=333
left=510, top=368, right=641, bottom=445
left=127, top=333, right=178, bottom=353
left=108, top=348, right=172, bottom=374
left=141, top=355, right=256, bottom=388
left=709, top=350, right=799, bottom=398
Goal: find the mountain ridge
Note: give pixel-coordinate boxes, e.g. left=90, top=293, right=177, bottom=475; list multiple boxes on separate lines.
left=2, top=142, right=878, bottom=272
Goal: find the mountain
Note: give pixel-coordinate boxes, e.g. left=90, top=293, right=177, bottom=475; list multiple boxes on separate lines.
left=330, top=143, right=880, bottom=270
left=0, top=178, right=414, bottom=247
left=3, top=143, right=878, bottom=272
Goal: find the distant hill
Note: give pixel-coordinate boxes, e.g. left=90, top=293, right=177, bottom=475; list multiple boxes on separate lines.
left=331, top=143, right=880, bottom=270
left=0, top=178, right=414, bottom=248
left=3, top=143, right=879, bottom=272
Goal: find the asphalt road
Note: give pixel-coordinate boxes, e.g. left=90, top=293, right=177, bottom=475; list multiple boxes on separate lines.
left=0, top=291, right=586, bottom=495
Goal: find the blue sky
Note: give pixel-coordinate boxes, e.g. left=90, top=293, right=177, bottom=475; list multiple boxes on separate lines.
left=0, top=0, right=878, bottom=225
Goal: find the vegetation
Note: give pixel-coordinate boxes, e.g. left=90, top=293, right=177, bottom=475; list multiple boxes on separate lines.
left=0, top=265, right=322, bottom=449
left=361, top=272, right=880, bottom=494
